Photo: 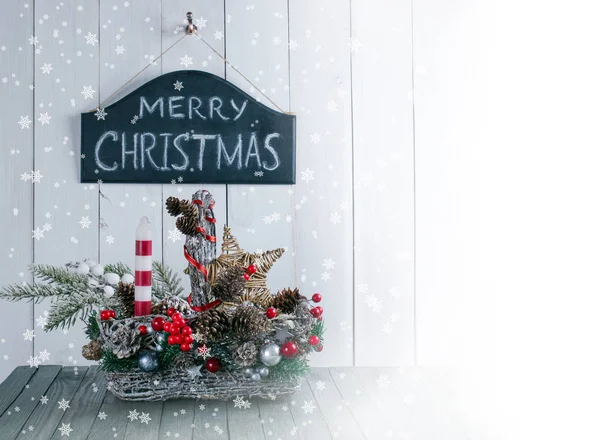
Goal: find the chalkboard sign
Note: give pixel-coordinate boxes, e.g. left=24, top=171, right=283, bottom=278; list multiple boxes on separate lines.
left=81, top=70, right=296, bottom=184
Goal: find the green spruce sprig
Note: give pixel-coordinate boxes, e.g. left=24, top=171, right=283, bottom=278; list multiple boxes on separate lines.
left=104, top=263, right=133, bottom=277
left=0, top=282, right=71, bottom=303
left=152, top=261, right=184, bottom=300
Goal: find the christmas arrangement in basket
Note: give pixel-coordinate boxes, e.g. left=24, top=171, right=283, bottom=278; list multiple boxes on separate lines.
left=0, top=190, right=325, bottom=401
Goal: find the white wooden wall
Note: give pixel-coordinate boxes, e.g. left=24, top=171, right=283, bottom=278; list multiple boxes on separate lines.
left=0, top=0, right=414, bottom=381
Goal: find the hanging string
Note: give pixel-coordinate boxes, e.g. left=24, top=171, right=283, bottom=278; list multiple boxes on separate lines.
left=190, top=33, right=290, bottom=115
left=87, top=33, right=188, bottom=113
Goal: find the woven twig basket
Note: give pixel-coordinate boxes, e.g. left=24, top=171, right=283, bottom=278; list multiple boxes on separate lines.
left=105, top=369, right=302, bottom=401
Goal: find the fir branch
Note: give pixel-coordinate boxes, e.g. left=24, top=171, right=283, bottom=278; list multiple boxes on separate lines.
left=84, top=312, right=100, bottom=341
left=0, top=283, right=71, bottom=303
left=30, top=264, right=89, bottom=288
left=270, top=357, right=311, bottom=380
left=99, top=350, right=139, bottom=372
left=45, top=291, right=119, bottom=331
left=103, top=263, right=132, bottom=277
left=310, top=320, right=326, bottom=344
left=152, top=261, right=184, bottom=300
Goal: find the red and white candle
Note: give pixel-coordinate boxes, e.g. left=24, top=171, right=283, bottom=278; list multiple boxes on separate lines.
left=135, top=216, right=152, bottom=316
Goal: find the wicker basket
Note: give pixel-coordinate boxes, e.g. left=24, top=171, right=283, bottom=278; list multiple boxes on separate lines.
left=105, top=369, right=302, bottom=401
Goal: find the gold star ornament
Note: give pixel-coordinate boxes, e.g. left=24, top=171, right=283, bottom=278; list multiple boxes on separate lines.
left=207, top=226, right=285, bottom=302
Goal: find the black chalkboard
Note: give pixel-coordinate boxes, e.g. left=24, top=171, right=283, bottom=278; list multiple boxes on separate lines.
left=81, top=70, right=296, bottom=184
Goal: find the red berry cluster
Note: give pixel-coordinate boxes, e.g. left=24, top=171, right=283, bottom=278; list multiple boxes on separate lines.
left=310, top=293, right=324, bottom=352
left=151, top=308, right=194, bottom=352
left=243, top=264, right=257, bottom=281
left=100, top=309, right=116, bottom=320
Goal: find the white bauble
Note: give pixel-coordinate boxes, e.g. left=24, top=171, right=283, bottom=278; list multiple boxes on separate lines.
left=76, top=262, right=90, bottom=275
left=103, top=286, right=115, bottom=297
left=121, top=273, right=134, bottom=284
left=90, top=264, right=105, bottom=276
left=104, top=272, right=120, bottom=285
left=84, top=258, right=97, bottom=268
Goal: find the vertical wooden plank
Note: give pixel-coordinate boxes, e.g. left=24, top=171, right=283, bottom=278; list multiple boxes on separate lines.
left=18, top=366, right=88, bottom=440
left=257, top=396, right=300, bottom=439
left=192, top=400, right=228, bottom=440
left=158, top=398, right=196, bottom=439
left=33, top=0, right=100, bottom=367
left=226, top=397, right=266, bottom=440
left=352, top=1, right=414, bottom=365
left=98, top=0, right=163, bottom=270
left=86, top=391, right=130, bottom=440
left=0, top=367, right=37, bottom=416
left=305, top=368, right=365, bottom=439
left=161, top=1, right=226, bottom=293
left=0, top=1, right=34, bottom=384
left=48, top=366, right=107, bottom=440
left=288, top=1, right=354, bottom=366
left=225, top=0, right=296, bottom=293
left=0, top=365, right=62, bottom=439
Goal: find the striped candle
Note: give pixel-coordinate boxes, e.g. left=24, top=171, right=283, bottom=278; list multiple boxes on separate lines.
left=135, top=216, right=152, bottom=316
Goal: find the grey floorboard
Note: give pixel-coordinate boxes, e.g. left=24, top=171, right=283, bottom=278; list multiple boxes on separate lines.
left=192, top=400, right=228, bottom=440
left=48, top=366, right=107, bottom=440
left=284, top=378, right=331, bottom=440
left=86, top=388, right=131, bottom=440
left=257, top=394, right=300, bottom=440
left=306, top=368, right=366, bottom=440
left=158, top=398, right=196, bottom=439
left=18, top=366, right=88, bottom=440
left=0, top=365, right=62, bottom=439
left=0, top=366, right=37, bottom=416
left=226, top=397, right=266, bottom=440
left=121, top=399, right=163, bottom=440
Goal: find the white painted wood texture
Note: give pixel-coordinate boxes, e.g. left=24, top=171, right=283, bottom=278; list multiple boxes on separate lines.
left=0, top=0, right=415, bottom=377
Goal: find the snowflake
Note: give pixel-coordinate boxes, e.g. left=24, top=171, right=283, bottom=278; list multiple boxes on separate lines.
left=242, top=400, right=251, bottom=409
left=97, top=411, right=107, bottom=420
left=32, top=227, right=45, bottom=240
left=105, top=235, right=115, bottom=244
left=38, top=112, right=52, bottom=125
left=330, top=212, right=341, bottom=224
left=23, top=329, right=35, bottom=341
left=310, top=133, right=321, bottom=144
left=81, top=85, right=95, bottom=100
left=197, top=344, right=211, bottom=360
left=39, top=349, right=50, bottom=361
left=349, top=37, right=363, bottom=53
left=84, top=32, right=98, bottom=45
left=40, top=63, right=53, bottom=74
left=301, top=400, right=316, bottom=414
left=233, top=395, right=246, bottom=409
left=196, top=16, right=207, bottom=29
left=321, top=272, right=331, bottom=281
left=77, top=216, right=92, bottom=229
left=115, top=45, right=125, bottom=55
left=57, top=398, right=70, bottom=411
left=40, top=395, right=49, bottom=404
left=254, top=170, right=264, bottom=177
left=173, top=80, right=184, bottom=91
left=94, top=107, right=107, bottom=120
left=167, top=228, right=182, bottom=243
left=29, top=35, right=39, bottom=45
left=180, top=55, right=193, bottom=68
left=326, top=100, right=338, bottom=112
left=139, top=412, right=151, bottom=424
left=322, top=258, right=336, bottom=270
left=27, top=356, right=40, bottom=368
left=18, top=115, right=32, bottom=129
left=127, top=409, right=139, bottom=421
left=300, top=168, right=314, bottom=182
left=58, top=423, right=73, bottom=437
left=376, top=375, right=390, bottom=389
left=214, top=30, right=224, bottom=40
left=288, top=40, right=299, bottom=50
left=316, top=381, right=326, bottom=391
left=364, top=294, right=382, bottom=313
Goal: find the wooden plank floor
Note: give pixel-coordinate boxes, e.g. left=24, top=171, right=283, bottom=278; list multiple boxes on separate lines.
left=0, top=366, right=471, bottom=439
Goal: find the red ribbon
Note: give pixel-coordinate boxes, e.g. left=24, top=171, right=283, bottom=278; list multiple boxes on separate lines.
left=187, top=295, right=222, bottom=312
left=192, top=199, right=217, bottom=241
left=184, top=245, right=208, bottom=280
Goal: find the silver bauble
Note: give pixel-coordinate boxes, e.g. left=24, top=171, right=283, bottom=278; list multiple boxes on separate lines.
left=251, top=373, right=261, bottom=381
left=259, top=343, right=282, bottom=366
left=243, top=367, right=254, bottom=377
left=257, top=366, right=269, bottom=378
left=121, top=273, right=135, bottom=284
left=138, top=350, right=159, bottom=372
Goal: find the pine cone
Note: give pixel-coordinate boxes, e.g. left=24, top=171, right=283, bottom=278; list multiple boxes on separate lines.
left=166, top=196, right=183, bottom=216
left=193, top=308, right=230, bottom=342
left=232, top=341, right=258, bottom=367
left=231, top=303, right=270, bottom=340
left=82, top=340, right=102, bottom=361
left=151, top=296, right=192, bottom=317
left=176, top=215, right=198, bottom=236
left=291, top=301, right=314, bottom=337
left=271, top=288, right=304, bottom=314
left=180, top=200, right=199, bottom=219
left=172, top=351, right=196, bottom=370
left=116, top=282, right=135, bottom=317
left=212, top=266, right=246, bottom=302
